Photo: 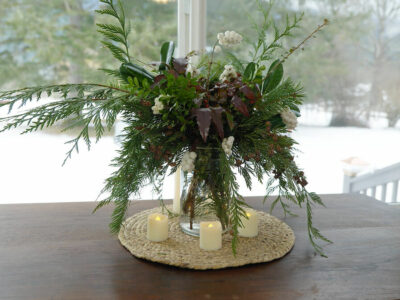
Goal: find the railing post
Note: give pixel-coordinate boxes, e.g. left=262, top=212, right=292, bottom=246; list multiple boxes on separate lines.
left=381, top=183, right=387, bottom=202
left=392, top=180, right=399, bottom=203
left=343, top=172, right=354, bottom=193
left=371, top=186, right=376, bottom=198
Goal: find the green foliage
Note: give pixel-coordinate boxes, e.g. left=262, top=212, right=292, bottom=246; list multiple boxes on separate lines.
left=97, top=0, right=131, bottom=64
left=120, top=62, right=155, bottom=84
left=263, top=59, right=284, bottom=93
left=159, top=41, right=175, bottom=71
left=249, top=0, right=303, bottom=65
left=243, top=62, right=257, bottom=81
left=0, top=83, right=129, bottom=164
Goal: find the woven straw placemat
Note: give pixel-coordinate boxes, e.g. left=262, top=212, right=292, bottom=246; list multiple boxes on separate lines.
left=118, top=205, right=295, bottom=270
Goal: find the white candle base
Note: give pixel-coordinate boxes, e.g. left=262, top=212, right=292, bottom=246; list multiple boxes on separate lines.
left=147, top=213, right=168, bottom=242
left=238, top=209, right=259, bottom=237
left=200, top=221, right=222, bottom=251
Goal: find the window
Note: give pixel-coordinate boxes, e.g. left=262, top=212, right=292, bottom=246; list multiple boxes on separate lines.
left=205, top=0, right=400, bottom=196
left=0, top=0, right=177, bottom=203
left=1, top=0, right=400, bottom=203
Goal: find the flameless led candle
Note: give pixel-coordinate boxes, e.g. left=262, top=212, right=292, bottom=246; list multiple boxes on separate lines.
left=199, top=221, right=222, bottom=251
left=147, top=213, right=168, bottom=242
left=238, top=209, right=259, bottom=237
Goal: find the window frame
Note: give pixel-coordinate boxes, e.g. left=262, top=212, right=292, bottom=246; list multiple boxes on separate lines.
left=177, top=0, right=206, bottom=56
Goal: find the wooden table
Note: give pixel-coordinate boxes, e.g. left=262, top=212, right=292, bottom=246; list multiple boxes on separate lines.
left=1, top=194, right=399, bottom=300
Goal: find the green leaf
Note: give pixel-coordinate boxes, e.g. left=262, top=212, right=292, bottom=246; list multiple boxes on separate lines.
left=159, top=41, right=175, bottom=71
left=262, top=59, right=284, bottom=93
left=120, top=62, right=154, bottom=83
left=243, top=62, right=256, bottom=81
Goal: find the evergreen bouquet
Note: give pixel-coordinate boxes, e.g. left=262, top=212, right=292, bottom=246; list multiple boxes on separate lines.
left=0, top=0, right=330, bottom=255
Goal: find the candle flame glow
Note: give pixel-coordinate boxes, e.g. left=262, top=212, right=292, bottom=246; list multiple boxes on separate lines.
left=208, top=223, right=214, bottom=228
left=246, top=212, right=251, bottom=217
left=155, top=216, right=161, bottom=221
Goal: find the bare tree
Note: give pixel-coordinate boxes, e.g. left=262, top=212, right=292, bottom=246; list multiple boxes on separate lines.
left=366, top=0, right=400, bottom=125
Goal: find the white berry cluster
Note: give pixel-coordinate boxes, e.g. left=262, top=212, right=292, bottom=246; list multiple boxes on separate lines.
left=181, top=151, right=197, bottom=173
left=219, top=65, right=237, bottom=82
left=217, top=31, right=243, bottom=47
left=186, top=64, right=200, bottom=77
left=222, top=136, right=235, bottom=156
left=151, top=95, right=165, bottom=115
left=280, top=108, right=298, bottom=130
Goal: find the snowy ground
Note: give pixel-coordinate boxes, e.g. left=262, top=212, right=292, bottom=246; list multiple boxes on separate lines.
left=0, top=106, right=399, bottom=204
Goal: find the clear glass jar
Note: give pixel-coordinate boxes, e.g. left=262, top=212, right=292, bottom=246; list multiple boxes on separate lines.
left=179, top=152, right=230, bottom=236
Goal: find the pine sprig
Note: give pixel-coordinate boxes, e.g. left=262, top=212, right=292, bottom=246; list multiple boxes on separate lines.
left=0, top=84, right=128, bottom=165
left=0, top=83, right=129, bottom=113
left=304, top=192, right=332, bottom=257
left=96, top=0, right=131, bottom=63
left=95, top=119, right=169, bottom=233
left=61, top=96, right=124, bottom=165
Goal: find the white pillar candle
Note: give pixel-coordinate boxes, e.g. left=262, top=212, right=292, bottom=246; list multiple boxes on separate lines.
left=173, top=167, right=181, bottom=214
left=238, top=209, right=259, bottom=237
left=147, top=213, right=168, bottom=242
left=199, top=221, right=222, bottom=251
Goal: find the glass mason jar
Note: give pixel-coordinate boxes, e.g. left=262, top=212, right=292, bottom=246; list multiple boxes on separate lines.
left=179, top=149, right=231, bottom=236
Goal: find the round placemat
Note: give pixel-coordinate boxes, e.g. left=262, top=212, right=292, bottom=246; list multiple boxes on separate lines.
left=118, top=205, right=295, bottom=270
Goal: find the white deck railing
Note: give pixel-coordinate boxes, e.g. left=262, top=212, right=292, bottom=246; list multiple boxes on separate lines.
left=343, top=162, right=400, bottom=203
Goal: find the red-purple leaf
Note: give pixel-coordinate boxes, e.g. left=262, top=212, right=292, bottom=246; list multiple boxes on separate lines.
left=195, top=85, right=206, bottom=93
left=211, top=107, right=225, bottom=139
left=168, top=69, right=179, bottom=78
left=193, top=108, right=212, bottom=142
left=227, top=86, right=236, bottom=97
left=172, top=58, right=188, bottom=74
left=150, top=74, right=166, bottom=89
left=232, top=95, right=249, bottom=117
left=239, top=85, right=256, bottom=100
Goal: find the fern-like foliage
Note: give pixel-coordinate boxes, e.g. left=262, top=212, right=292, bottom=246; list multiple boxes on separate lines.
left=96, top=0, right=131, bottom=64
left=250, top=0, right=303, bottom=64
left=0, top=83, right=129, bottom=164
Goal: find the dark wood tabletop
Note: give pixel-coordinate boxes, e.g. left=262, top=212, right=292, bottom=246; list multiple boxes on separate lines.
left=0, top=194, right=399, bottom=300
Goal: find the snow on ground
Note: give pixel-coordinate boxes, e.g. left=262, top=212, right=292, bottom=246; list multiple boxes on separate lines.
left=0, top=106, right=399, bottom=204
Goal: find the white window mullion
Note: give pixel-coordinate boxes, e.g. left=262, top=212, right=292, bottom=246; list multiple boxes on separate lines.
left=174, top=0, right=206, bottom=210
left=177, top=0, right=206, bottom=57
left=177, top=0, right=191, bottom=57
left=189, top=0, right=206, bottom=54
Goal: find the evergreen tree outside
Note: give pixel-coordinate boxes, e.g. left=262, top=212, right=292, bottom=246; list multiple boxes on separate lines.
left=0, top=0, right=177, bottom=89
